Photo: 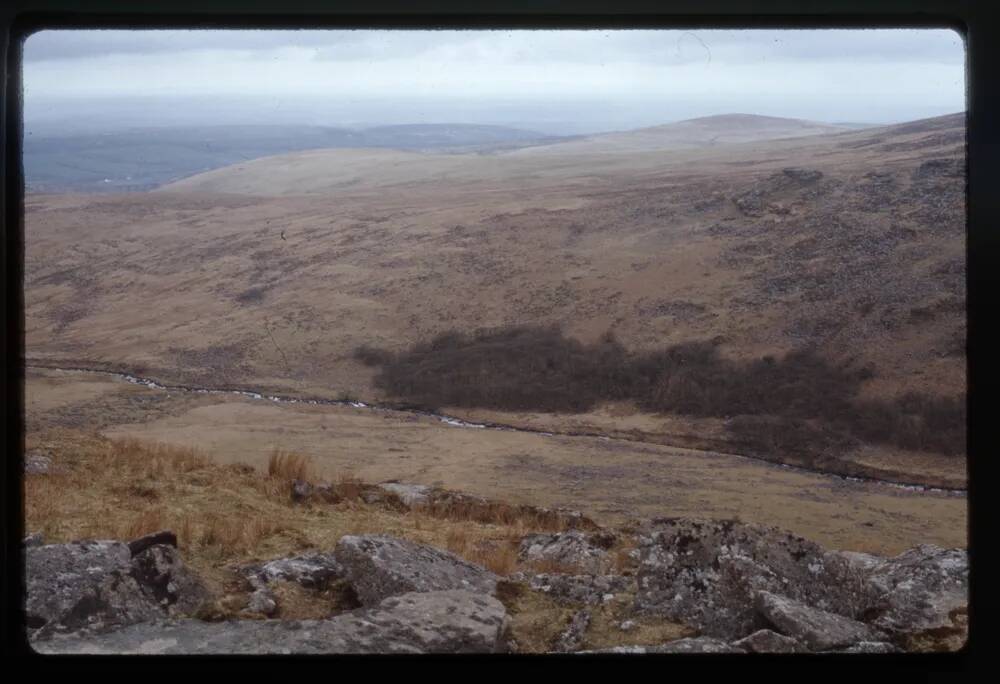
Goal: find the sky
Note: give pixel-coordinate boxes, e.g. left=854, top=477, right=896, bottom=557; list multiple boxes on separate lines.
left=22, top=29, right=966, bottom=136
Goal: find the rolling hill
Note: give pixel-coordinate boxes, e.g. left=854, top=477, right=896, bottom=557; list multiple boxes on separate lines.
left=24, top=112, right=965, bottom=482
left=24, top=123, right=565, bottom=192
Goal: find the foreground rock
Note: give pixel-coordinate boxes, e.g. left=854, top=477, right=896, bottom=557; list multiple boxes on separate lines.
left=27, top=537, right=208, bottom=637
left=554, top=609, right=591, bottom=652
left=755, top=591, right=878, bottom=651
left=239, top=551, right=345, bottom=590
left=513, top=572, right=633, bottom=606
left=26, top=540, right=161, bottom=636
left=634, top=519, right=862, bottom=639
left=861, top=545, right=968, bottom=651
left=732, top=629, right=807, bottom=654
left=518, top=531, right=614, bottom=574
left=839, top=641, right=904, bottom=654
left=582, top=638, right=744, bottom=654
left=129, top=543, right=211, bottom=616
left=34, top=590, right=509, bottom=654
left=334, top=535, right=499, bottom=605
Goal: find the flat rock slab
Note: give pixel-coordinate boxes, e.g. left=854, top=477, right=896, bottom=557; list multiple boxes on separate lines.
left=377, top=482, right=432, bottom=507
left=33, top=590, right=509, bottom=654
left=335, top=535, right=498, bottom=605
left=755, top=591, right=877, bottom=651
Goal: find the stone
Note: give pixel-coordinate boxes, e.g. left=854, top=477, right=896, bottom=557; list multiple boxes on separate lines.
left=334, top=535, right=498, bottom=605
left=513, top=572, right=633, bottom=606
left=554, top=609, right=591, bottom=653
left=26, top=540, right=162, bottom=636
left=755, top=591, right=877, bottom=651
left=839, top=641, right=904, bottom=654
left=240, top=551, right=345, bottom=590
left=634, top=518, right=862, bottom=639
left=25, top=451, right=53, bottom=475
left=377, top=482, right=432, bottom=507
left=519, top=531, right=612, bottom=574
left=243, top=588, right=277, bottom=617
left=580, top=637, right=744, bottom=654
left=33, top=590, right=509, bottom=654
left=26, top=538, right=211, bottom=638
left=127, top=530, right=178, bottom=557
left=127, top=544, right=211, bottom=617
left=24, top=532, right=44, bottom=548
left=861, top=545, right=968, bottom=651
left=732, top=628, right=807, bottom=653
left=652, top=637, right=746, bottom=653
left=290, top=479, right=312, bottom=502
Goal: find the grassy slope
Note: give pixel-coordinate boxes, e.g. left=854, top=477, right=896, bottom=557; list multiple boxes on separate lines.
left=23, top=113, right=965, bottom=479
left=24, top=431, right=691, bottom=652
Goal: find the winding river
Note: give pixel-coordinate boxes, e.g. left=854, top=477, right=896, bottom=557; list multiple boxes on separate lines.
left=26, top=363, right=966, bottom=497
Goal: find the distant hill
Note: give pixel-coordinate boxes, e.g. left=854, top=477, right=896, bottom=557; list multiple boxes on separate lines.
left=158, top=114, right=863, bottom=197
left=507, top=113, right=852, bottom=156
left=24, top=123, right=563, bottom=192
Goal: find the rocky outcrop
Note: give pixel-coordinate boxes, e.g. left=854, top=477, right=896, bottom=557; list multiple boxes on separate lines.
left=26, top=534, right=210, bottom=639
left=754, top=591, right=878, bottom=651
left=634, top=518, right=860, bottom=639
left=861, top=545, right=968, bottom=651
left=129, top=543, right=211, bottom=617
left=913, top=158, right=963, bottom=180
left=334, top=535, right=499, bottom=605
left=732, top=629, right=807, bottom=653
left=34, top=590, right=510, bottom=654
left=518, top=531, right=613, bottom=574
left=26, top=540, right=161, bottom=636
left=513, top=572, right=633, bottom=606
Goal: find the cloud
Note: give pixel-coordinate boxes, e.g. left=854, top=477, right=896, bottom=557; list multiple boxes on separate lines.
left=23, top=28, right=963, bottom=65
left=21, top=29, right=965, bottom=130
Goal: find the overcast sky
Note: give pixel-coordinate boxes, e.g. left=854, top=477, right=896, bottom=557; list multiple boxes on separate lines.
left=22, top=29, right=965, bottom=135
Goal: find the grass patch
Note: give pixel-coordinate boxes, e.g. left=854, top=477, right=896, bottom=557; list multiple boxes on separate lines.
left=24, top=430, right=586, bottom=593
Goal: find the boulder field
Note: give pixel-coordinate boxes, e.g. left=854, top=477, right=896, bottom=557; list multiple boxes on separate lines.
left=24, top=483, right=967, bottom=654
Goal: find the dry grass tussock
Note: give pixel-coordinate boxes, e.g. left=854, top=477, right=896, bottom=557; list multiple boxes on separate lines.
left=267, top=449, right=313, bottom=481
left=419, top=496, right=576, bottom=533
left=24, top=430, right=577, bottom=587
